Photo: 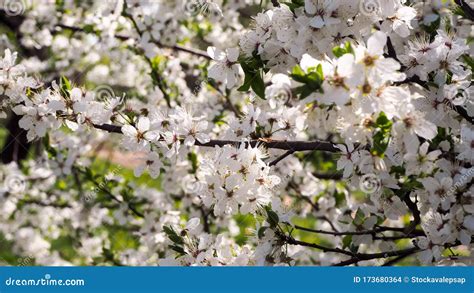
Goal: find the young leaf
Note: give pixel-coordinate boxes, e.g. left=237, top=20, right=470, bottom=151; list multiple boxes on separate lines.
left=266, top=208, right=279, bottom=228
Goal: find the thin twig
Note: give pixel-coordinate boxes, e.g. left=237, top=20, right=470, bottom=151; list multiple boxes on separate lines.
left=269, top=150, right=295, bottom=166
left=294, top=225, right=424, bottom=237
left=454, top=0, right=474, bottom=21
left=55, top=23, right=211, bottom=59
left=271, top=0, right=280, bottom=7
left=91, top=123, right=340, bottom=152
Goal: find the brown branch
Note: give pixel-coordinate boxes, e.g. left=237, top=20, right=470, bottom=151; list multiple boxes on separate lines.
left=288, top=183, right=340, bottom=232
left=312, top=172, right=343, bottom=180
left=333, top=241, right=464, bottom=266
left=91, top=123, right=340, bottom=152
left=55, top=24, right=211, bottom=60
left=269, top=150, right=294, bottom=166
left=402, top=193, right=421, bottom=235
left=199, top=206, right=211, bottom=233
left=279, top=231, right=447, bottom=267
left=382, top=251, right=416, bottom=266
left=20, top=199, right=72, bottom=209
left=279, top=233, right=354, bottom=257
left=294, top=225, right=424, bottom=237
left=454, top=0, right=474, bottom=21
left=80, top=168, right=145, bottom=218
left=332, top=246, right=419, bottom=266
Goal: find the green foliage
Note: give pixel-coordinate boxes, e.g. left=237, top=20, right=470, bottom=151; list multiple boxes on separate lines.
left=187, top=152, right=199, bottom=174
left=281, top=0, right=305, bottom=12
left=233, top=214, right=255, bottom=245
left=60, top=76, right=72, bottom=98
left=371, top=112, right=393, bottom=158
left=290, top=64, right=324, bottom=99
left=50, top=235, right=79, bottom=261
left=420, top=17, right=441, bottom=38
left=332, top=42, right=354, bottom=58
left=163, top=226, right=184, bottom=245
left=238, top=55, right=266, bottom=99
left=163, top=226, right=186, bottom=257
left=431, top=127, right=453, bottom=150
left=265, top=206, right=279, bottom=228
left=462, top=54, right=474, bottom=72
left=342, top=235, right=352, bottom=249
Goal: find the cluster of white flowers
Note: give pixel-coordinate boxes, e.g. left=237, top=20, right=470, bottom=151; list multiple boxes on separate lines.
left=0, top=0, right=472, bottom=266
left=0, top=50, right=40, bottom=118
left=198, top=144, right=280, bottom=215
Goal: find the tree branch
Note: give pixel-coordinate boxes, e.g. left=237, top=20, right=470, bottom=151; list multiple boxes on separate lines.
left=54, top=23, right=211, bottom=59
left=312, top=172, right=343, bottom=180
left=294, top=225, right=424, bottom=237
left=269, top=150, right=294, bottom=166
left=454, top=0, right=474, bottom=21
left=279, top=230, right=444, bottom=267
left=331, top=246, right=419, bottom=266
left=91, top=123, right=340, bottom=153
left=333, top=241, right=464, bottom=266
left=402, top=193, right=421, bottom=235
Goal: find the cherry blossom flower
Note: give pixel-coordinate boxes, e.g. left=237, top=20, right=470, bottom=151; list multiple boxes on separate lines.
left=207, top=47, right=241, bottom=89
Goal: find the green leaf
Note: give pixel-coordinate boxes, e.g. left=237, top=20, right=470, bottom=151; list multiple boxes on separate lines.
left=266, top=208, right=279, bottom=228
left=61, top=76, right=71, bottom=90
left=332, top=42, right=354, bottom=58
left=250, top=72, right=265, bottom=99
left=163, top=225, right=184, bottom=244
left=290, top=65, right=307, bottom=83
left=163, top=225, right=177, bottom=236
left=82, top=24, right=95, bottom=34
left=257, top=227, right=267, bottom=239
left=353, top=208, right=365, bottom=226
left=290, top=64, right=324, bottom=99
left=169, top=245, right=186, bottom=255
left=237, top=74, right=252, bottom=92
left=187, top=152, right=198, bottom=173
left=238, top=56, right=267, bottom=99
left=342, top=235, right=352, bottom=249
left=370, top=112, right=393, bottom=158
left=168, top=234, right=184, bottom=245
left=60, top=76, right=72, bottom=98
left=462, top=55, right=474, bottom=72
left=282, top=0, right=305, bottom=12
